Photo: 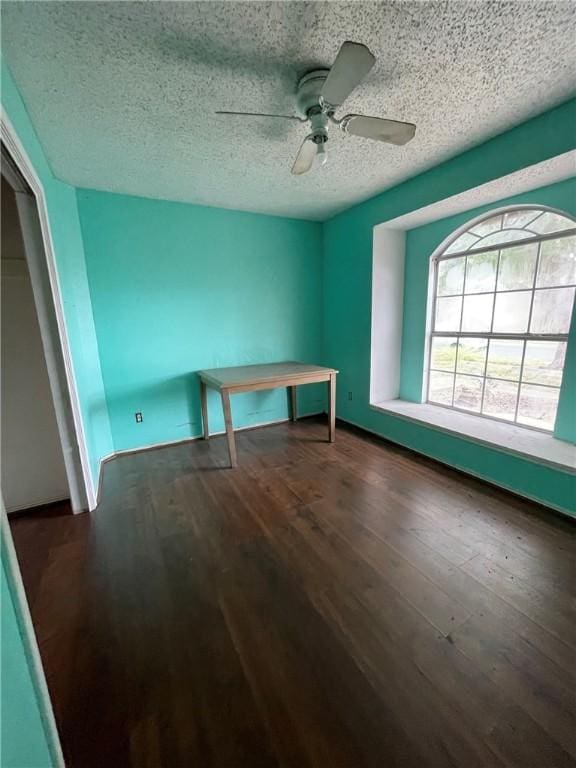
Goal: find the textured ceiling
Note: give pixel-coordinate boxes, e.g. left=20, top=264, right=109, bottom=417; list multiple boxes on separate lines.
left=2, top=1, right=575, bottom=221
left=385, top=151, right=576, bottom=230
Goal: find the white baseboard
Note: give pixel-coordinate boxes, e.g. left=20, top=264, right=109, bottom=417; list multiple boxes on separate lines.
left=93, top=411, right=325, bottom=509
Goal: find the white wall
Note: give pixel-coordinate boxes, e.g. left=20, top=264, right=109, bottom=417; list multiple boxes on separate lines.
left=1, top=179, right=68, bottom=512
left=370, top=226, right=405, bottom=403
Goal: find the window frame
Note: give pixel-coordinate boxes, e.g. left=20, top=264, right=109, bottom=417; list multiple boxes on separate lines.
left=426, top=207, right=576, bottom=433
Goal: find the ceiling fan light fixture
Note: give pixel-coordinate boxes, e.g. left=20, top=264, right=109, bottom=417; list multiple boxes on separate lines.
left=314, top=141, right=328, bottom=168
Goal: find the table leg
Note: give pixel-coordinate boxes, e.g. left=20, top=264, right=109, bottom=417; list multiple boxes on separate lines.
left=200, top=380, right=209, bottom=439
left=328, top=374, right=336, bottom=443
left=288, top=385, right=297, bottom=422
left=221, top=389, right=237, bottom=468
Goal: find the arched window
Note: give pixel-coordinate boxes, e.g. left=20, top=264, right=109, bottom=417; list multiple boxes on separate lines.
left=428, top=206, right=576, bottom=431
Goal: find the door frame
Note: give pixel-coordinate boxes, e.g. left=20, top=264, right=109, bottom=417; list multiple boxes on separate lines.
left=1, top=508, right=66, bottom=767
left=1, top=111, right=94, bottom=511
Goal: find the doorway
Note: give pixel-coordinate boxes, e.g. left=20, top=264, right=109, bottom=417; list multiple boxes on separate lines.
left=1, top=176, right=69, bottom=512
left=1, top=139, right=88, bottom=514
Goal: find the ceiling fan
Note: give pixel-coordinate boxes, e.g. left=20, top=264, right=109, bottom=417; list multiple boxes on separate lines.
left=216, top=41, right=416, bottom=176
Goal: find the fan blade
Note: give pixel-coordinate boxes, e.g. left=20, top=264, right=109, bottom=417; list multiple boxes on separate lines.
left=321, top=41, right=375, bottom=108
left=291, top=137, right=317, bottom=175
left=342, top=115, right=416, bottom=145
left=216, top=110, right=302, bottom=121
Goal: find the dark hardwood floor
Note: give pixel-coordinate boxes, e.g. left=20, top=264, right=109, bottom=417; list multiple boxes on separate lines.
left=10, top=417, right=576, bottom=768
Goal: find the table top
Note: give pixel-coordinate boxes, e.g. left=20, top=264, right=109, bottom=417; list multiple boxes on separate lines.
left=198, top=361, right=338, bottom=389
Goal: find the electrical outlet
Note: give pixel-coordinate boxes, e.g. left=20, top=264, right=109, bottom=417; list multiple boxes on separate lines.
left=347, top=391, right=353, bottom=401
left=135, top=412, right=143, bottom=423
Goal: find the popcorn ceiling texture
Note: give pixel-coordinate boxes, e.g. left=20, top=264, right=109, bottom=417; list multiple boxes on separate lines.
left=2, top=1, right=575, bottom=221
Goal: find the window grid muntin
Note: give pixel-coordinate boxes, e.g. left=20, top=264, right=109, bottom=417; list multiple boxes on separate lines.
left=441, top=367, right=561, bottom=390
left=435, top=286, right=574, bottom=299
left=427, top=368, right=562, bottom=432
left=428, top=219, right=574, bottom=433
left=428, top=341, right=566, bottom=433
left=439, top=225, right=576, bottom=263
left=431, top=339, right=567, bottom=384
left=443, top=208, right=576, bottom=255
left=478, top=338, right=490, bottom=414
left=513, top=237, right=543, bottom=422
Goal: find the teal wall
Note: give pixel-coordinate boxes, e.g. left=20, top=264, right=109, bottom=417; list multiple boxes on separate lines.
left=1, top=535, right=56, bottom=767
left=1, top=61, right=113, bottom=485
left=400, top=177, right=576, bottom=434
left=556, top=306, right=576, bottom=444
left=323, top=98, right=576, bottom=515
left=77, top=189, right=324, bottom=452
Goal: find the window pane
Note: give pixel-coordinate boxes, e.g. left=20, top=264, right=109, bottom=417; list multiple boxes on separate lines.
left=529, top=212, right=574, bottom=235
left=430, top=337, right=457, bottom=372
left=429, top=371, right=454, bottom=405
left=454, top=375, right=483, bottom=412
left=530, top=287, right=575, bottom=334
left=435, top=296, right=462, bottom=332
left=503, top=209, right=542, bottom=230
left=456, top=338, right=487, bottom=375
left=465, top=251, right=498, bottom=293
left=517, top=384, right=560, bottom=431
left=523, top=341, right=567, bottom=386
left=444, top=232, right=480, bottom=254
left=497, top=243, right=538, bottom=291
left=482, top=379, right=519, bottom=421
left=492, top=291, right=532, bottom=333
left=536, top=236, right=576, bottom=288
left=470, top=229, right=532, bottom=249
left=437, top=257, right=465, bottom=296
left=432, top=209, right=574, bottom=431
left=469, top=215, right=502, bottom=238
left=461, top=294, right=493, bottom=332
left=486, top=339, right=523, bottom=381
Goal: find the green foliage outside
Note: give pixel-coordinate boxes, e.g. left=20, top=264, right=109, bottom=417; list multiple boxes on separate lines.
left=431, top=340, right=563, bottom=386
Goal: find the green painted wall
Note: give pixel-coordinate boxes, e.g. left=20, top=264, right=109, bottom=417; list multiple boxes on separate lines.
left=77, top=189, right=324, bottom=452
left=1, top=538, right=55, bottom=768
left=400, top=177, right=576, bottom=430
left=1, top=61, right=113, bottom=485
left=323, top=98, right=576, bottom=515
left=555, top=306, right=576, bottom=444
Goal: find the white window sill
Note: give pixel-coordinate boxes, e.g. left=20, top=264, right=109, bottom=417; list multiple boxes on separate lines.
left=370, top=400, right=576, bottom=474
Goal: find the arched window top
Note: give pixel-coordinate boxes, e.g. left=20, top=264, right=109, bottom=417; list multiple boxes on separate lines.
left=428, top=205, right=576, bottom=433
left=443, top=207, right=576, bottom=256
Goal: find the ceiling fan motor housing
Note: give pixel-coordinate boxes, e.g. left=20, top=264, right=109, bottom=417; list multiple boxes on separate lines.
left=296, top=69, right=330, bottom=118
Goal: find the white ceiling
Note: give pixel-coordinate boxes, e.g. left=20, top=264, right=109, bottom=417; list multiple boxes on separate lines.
left=2, top=1, right=575, bottom=221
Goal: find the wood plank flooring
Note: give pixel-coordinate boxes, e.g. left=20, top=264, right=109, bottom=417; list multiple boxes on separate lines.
left=10, top=417, right=576, bottom=768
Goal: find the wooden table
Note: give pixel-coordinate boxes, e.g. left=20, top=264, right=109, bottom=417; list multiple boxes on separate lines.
left=198, top=362, right=338, bottom=467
